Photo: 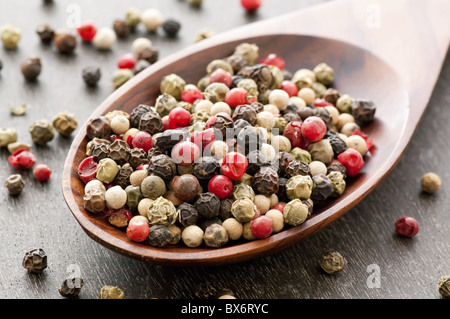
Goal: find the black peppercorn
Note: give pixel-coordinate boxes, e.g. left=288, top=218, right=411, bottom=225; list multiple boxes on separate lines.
left=137, top=46, right=159, bottom=64
left=82, top=66, right=101, bottom=86
left=282, top=102, right=301, bottom=115
left=0, top=59, right=2, bottom=72
left=22, top=248, right=47, bottom=273
left=195, top=192, right=220, bottom=219
left=114, top=163, right=133, bottom=189
left=323, top=88, right=340, bottom=105
left=113, top=19, right=130, bottom=38
left=133, top=59, right=151, bottom=75
left=233, top=119, right=251, bottom=136
left=297, top=106, right=315, bottom=121
left=177, top=202, right=199, bottom=227
left=249, top=101, right=264, bottom=113
left=283, top=112, right=301, bottom=122
left=224, top=54, right=247, bottom=73
left=86, top=117, right=111, bottom=140
left=90, top=143, right=109, bottom=162
left=192, top=156, right=220, bottom=180
left=230, top=75, right=244, bottom=88
left=246, top=149, right=269, bottom=175
left=129, top=147, right=148, bottom=168
left=108, top=139, right=131, bottom=165
left=278, top=151, right=295, bottom=176
left=155, top=129, right=187, bottom=153
left=148, top=225, right=172, bottom=247
left=199, top=217, right=222, bottom=232
left=21, top=56, right=42, bottom=81
left=59, top=277, right=84, bottom=298
left=329, top=136, right=347, bottom=157
left=311, top=174, right=334, bottom=202
left=232, top=104, right=257, bottom=126
left=252, top=166, right=279, bottom=196
left=314, top=107, right=332, bottom=127
left=285, top=160, right=312, bottom=178
left=139, top=111, right=164, bottom=135
left=54, top=31, right=77, bottom=54
left=210, top=113, right=234, bottom=138
left=352, top=99, right=376, bottom=125
left=302, top=199, right=313, bottom=217
left=282, top=69, right=293, bottom=80
left=236, top=125, right=265, bottom=155
left=219, top=198, right=234, bottom=220
left=195, top=282, right=217, bottom=299
left=148, top=146, right=164, bottom=159
left=277, top=177, right=289, bottom=202
left=162, top=19, right=181, bottom=37
left=36, top=24, right=55, bottom=43
left=130, top=104, right=152, bottom=128
left=147, top=154, right=177, bottom=181
left=327, top=160, right=347, bottom=179
left=237, top=64, right=273, bottom=93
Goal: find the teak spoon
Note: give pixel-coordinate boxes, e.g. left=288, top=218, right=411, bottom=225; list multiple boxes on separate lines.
left=62, top=0, right=449, bottom=266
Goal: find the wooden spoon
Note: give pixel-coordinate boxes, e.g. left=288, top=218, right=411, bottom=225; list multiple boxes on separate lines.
left=62, top=0, right=449, bottom=266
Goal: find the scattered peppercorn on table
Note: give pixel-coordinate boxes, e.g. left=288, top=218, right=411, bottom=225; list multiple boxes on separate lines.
left=0, top=0, right=449, bottom=300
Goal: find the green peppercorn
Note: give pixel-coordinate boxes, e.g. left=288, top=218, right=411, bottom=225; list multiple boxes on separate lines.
left=147, top=196, right=178, bottom=226
left=160, top=73, right=186, bottom=100
left=313, top=63, right=334, bottom=86
left=438, top=275, right=450, bottom=299
left=237, top=78, right=258, bottom=97
left=269, top=65, right=284, bottom=90
left=283, top=199, right=309, bottom=226
left=52, top=111, right=78, bottom=137
left=290, top=147, right=312, bottom=164
left=231, top=197, right=257, bottom=223
left=125, top=7, right=141, bottom=28
left=312, top=81, right=327, bottom=98
left=21, top=56, right=42, bottom=81
left=233, top=43, right=259, bottom=66
left=4, top=174, right=25, bottom=196
left=204, top=82, right=230, bottom=103
left=206, top=59, right=234, bottom=75
left=155, top=93, right=178, bottom=117
left=308, top=139, right=334, bottom=165
left=0, top=128, right=18, bottom=147
left=28, top=119, right=54, bottom=145
left=336, top=94, right=354, bottom=114
left=194, top=28, right=215, bottom=43
left=320, top=251, right=345, bottom=274
left=0, top=24, right=21, bottom=49
left=112, top=68, right=133, bottom=89
left=96, top=158, right=119, bottom=184
left=232, top=183, right=255, bottom=202
left=98, top=286, right=125, bottom=299
left=327, top=171, right=346, bottom=197
left=286, top=175, right=313, bottom=200
left=141, top=175, right=166, bottom=199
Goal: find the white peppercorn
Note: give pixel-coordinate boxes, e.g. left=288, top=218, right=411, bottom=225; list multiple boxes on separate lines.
left=129, top=169, right=148, bottom=186
left=84, top=179, right=106, bottom=195
left=92, top=27, right=116, bottom=50
left=309, top=161, right=328, bottom=176
left=242, top=222, right=256, bottom=240
left=141, top=8, right=163, bottom=32
left=289, top=96, right=307, bottom=109
left=263, top=104, right=280, bottom=115
left=105, top=185, right=127, bottom=210
left=346, top=134, right=367, bottom=156
left=210, top=102, right=232, bottom=116
left=168, top=224, right=182, bottom=244
left=0, top=128, right=18, bottom=147
left=256, top=111, right=276, bottom=130
left=222, top=218, right=243, bottom=240
left=137, top=198, right=154, bottom=216
left=265, top=209, right=284, bottom=233
left=270, top=135, right=291, bottom=153
left=269, top=89, right=290, bottom=111
left=182, top=225, right=204, bottom=247
left=110, top=115, right=130, bottom=135
left=132, top=37, right=152, bottom=55
left=340, top=122, right=360, bottom=136
left=298, top=87, right=316, bottom=105
left=254, top=194, right=271, bottom=215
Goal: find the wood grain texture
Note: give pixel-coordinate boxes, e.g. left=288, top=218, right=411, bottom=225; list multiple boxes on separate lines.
left=0, top=0, right=449, bottom=299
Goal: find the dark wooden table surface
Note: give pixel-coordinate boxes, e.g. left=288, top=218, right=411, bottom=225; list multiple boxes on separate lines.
left=0, top=0, right=449, bottom=299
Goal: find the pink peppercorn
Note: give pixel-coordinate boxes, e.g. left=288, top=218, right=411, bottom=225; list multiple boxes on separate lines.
left=77, top=156, right=98, bottom=184
left=127, top=219, right=150, bottom=242
left=251, top=215, right=273, bottom=239
left=209, top=68, right=232, bottom=87
left=117, top=53, right=137, bottom=69
left=337, top=148, right=365, bottom=177
left=260, top=53, right=285, bottom=70
left=33, top=164, right=52, bottom=182
left=8, top=149, right=37, bottom=170
left=395, top=217, right=419, bottom=237
left=181, top=89, right=204, bottom=104
left=224, top=87, right=248, bottom=108
left=280, top=80, right=298, bottom=97
left=76, top=22, right=97, bottom=42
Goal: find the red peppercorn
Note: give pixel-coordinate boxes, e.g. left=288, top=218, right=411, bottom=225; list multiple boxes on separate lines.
left=314, top=98, right=334, bottom=107
left=240, top=0, right=263, bottom=12
left=260, top=53, right=285, bottom=70
left=190, top=127, right=215, bottom=150
left=251, top=216, right=273, bottom=239
left=33, top=164, right=52, bottom=182
left=225, top=87, right=248, bottom=108
left=337, top=148, right=365, bottom=177
left=168, top=107, right=191, bottom=129
left=273, top=203, right=285, bottom=214
left=181, top=89, right=204, bottom=104
left=161, top=115, right=170, bottom=131
left=395, top=217, right=419, bottom=237
left=76, top=22, right=97, bottom=42
left=77, top=156, right=98, bottom=184
left=117, top=53, right=137, bottom=69
left=208, top=175, right=233, bottom=199
left=280, top=80, right=298, bottom=97
left=8, top=149, right=37, bottom=170
left=301, top=116, right=327, bottom=142
left=283, top=121, right=309, bottom=149
left=132, top=131, right=153, bottom=152
left=221, top=152, right=248, bottom=181
left=171, top=141, right=200, bottom=166
left=127, top=219, right=150, bottom=242
left=209, top=68, right=232, bottom=87
left=109, top=134, right=123, bottom=142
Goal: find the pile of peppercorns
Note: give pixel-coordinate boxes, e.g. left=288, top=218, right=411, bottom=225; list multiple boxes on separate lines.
left=77, top=42, right=378, bottom=249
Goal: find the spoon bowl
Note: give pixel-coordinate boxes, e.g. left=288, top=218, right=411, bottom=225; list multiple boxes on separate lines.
left=62, top=0, right=449, bottom=266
